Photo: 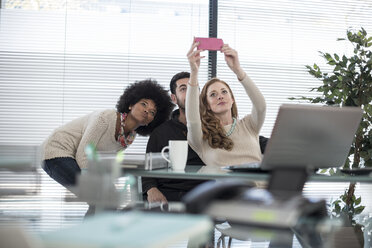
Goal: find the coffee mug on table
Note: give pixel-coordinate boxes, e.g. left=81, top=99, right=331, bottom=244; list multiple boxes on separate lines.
left=161, top=140, right=188, bottom=171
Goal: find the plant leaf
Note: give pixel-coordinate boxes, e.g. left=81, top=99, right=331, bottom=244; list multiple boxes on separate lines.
left=355, top=206, right=365, bottom=214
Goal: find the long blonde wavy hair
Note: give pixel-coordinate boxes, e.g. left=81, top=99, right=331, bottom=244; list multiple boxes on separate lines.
left=200, top=78, right=238, bottom=151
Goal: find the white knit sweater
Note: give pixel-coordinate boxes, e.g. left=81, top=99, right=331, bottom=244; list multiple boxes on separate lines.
left=186, top=75, right=266, bottom=167
left=42, top=109, right=124, bottom=169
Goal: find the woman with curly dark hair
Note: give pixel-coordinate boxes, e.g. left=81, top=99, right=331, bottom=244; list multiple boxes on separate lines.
left=186, top=41, right=266, bottom=167
left=41, top=79, right=174, bottom=188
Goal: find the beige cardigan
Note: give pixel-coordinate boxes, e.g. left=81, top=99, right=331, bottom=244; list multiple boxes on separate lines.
left=186, top=75, right=266, bottom=167
left=42, top=109, right=124, bottom=169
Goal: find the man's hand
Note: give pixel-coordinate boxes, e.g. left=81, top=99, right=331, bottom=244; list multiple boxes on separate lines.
left=147, top=187, right=168, bottom=203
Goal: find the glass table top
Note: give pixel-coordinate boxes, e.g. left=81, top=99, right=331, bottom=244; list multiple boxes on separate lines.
left=124, top=165, right=372, bottom=183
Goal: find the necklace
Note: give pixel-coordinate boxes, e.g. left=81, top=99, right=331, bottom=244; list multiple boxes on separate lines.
left=226, top=117, right=237, bottom=137
left=117, top=113, right=136, bottom=148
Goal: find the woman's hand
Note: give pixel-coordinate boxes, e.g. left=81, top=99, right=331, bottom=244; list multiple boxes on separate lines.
left=221, top=44, right=246, bottom=80
left=187, top=40, right=204, bottom=73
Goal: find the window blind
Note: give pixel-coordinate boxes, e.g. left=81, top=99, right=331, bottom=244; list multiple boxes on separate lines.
left=0, top=0, right=209, bottom=153
left=0, top=0, right=209, bottom=232
left=1, top=0, right=372, bottom=234
left=217, top=0, right=372, bottom=137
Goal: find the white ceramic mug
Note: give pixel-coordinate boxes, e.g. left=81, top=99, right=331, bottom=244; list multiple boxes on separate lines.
left=161, top=140, right=188, bottom=171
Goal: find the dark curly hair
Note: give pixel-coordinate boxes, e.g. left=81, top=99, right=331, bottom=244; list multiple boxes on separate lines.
left=116, top=79, right=174, bottom=136
left=200, top=78, right=238, bottom=151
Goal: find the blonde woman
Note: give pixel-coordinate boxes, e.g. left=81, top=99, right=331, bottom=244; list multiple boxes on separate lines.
left=186, top=41, right=266, bottom=167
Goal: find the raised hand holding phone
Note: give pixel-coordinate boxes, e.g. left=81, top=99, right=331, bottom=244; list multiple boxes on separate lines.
left=221, top=44, right=245, bottom=80
left=194, top=37, right=224, bottom=51
left=187, top=41, right=203, bottom=74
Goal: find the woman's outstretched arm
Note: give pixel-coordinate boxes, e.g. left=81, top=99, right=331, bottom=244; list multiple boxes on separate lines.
left=185, top=41, right=204, bottom=153
left=221, top=44, right=266, bottom=132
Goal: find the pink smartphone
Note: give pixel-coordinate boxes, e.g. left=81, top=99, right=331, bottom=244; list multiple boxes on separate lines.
left=194, top=37, right=224, bottom=51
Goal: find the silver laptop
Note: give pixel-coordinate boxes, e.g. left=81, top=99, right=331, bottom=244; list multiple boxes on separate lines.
left=225, top=104, right=363, bottom=171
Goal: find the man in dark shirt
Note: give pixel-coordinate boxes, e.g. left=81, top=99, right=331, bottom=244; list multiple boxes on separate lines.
left=142, top=72, right=206, bottom=203
left=142, top=72, right=269, bottom=203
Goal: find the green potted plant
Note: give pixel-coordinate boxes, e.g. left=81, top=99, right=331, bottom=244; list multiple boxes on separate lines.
left=290, top=27, right=372, bottom=246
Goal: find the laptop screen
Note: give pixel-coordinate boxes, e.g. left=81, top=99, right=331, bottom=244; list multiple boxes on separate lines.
left=261, top=104, right=362, bottom=170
